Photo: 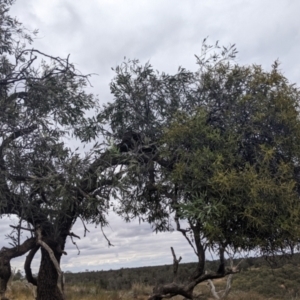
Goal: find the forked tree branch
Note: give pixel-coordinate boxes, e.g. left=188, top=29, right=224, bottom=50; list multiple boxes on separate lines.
left=207, top=258, right=243, bottom=299
left=207, top=275, right=233, bottom=300
left=170, top=247, right=181, bottom=282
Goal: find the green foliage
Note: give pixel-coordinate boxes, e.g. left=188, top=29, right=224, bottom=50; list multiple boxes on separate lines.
left=100, top=39, right=300, bottom=257
left=162, top=61, right=300, bottom=252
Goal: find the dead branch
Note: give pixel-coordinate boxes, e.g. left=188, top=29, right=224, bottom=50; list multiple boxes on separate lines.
left=207, top=274, right=233, bottom=300
left=206, top=258, right=244, bottom=299
left=207, top=257, right=243, bottom=300
left=170, top=247, right=181, bottom=282
left=149, top=258, right=240, bottom=300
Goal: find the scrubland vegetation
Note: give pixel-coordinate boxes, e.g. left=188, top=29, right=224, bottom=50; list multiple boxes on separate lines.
left=6, top=255, right=300, bottom=299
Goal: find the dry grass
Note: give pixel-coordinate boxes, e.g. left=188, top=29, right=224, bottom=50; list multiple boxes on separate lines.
left=131, top=282, right=153, bottom=298
left=5, top=280, right=36, bottom=300
left=5, top=280, right=299, bottom=300
left=227, top=291, right=273, bottom=300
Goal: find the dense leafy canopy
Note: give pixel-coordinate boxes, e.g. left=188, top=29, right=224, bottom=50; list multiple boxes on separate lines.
left=162, top=65, right=300, bottom=252
left=101, top=45, right=300, bottom=255
left=99, top=43, right=300, bottom=299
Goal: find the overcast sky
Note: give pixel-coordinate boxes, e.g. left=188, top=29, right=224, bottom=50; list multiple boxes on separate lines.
left=1, top=0, right=299, bottom=274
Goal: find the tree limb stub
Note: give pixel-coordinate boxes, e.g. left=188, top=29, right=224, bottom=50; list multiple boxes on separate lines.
left=171, top=247, right=181, bottom=282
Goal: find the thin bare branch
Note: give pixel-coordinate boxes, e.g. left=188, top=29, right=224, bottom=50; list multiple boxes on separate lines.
left=101, top=226, right=114, bottom=247
left=69, top=232, right=81, bottom=255
left=174, top=213, right=198, bottom=256
left=9, top=225, right=34, bottom=232
left=79, top=217, right=90, bottom=237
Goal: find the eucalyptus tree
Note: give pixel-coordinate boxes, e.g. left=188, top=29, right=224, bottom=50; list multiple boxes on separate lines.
left=0, top=1, right=125, bottom=299
left=99, top=43, right=300, bottom=299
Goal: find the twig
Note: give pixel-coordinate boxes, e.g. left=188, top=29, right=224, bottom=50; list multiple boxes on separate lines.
left=79, top=217, right=90, bottom=237
left=69, top=232, right=81, bottom=255
left=101, top=226, right=114, bottom=247
left=10, top=225, right=34, bottom=232
left=69, top=232, right=80, bottom=239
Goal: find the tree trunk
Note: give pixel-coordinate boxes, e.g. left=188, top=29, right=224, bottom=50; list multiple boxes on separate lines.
left=0, top=255, right=10, bottom=300
left=36, top=247, right=63, bottom=300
